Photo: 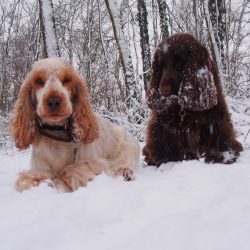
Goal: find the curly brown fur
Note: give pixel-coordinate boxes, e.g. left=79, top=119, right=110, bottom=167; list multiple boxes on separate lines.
left=143, top=33, right=243, bottom=166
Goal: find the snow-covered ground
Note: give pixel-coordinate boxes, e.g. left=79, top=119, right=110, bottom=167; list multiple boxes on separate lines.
left=1, top=144, right=250, bottom=250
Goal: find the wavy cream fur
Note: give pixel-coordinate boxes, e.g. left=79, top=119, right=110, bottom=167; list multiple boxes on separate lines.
left=12, top=58, right=140, bottom=192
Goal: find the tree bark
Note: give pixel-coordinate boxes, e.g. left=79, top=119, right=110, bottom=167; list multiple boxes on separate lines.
left=137, top=0, right=151, bottom=91
left=104, top=0, right=139, bottom=108
left=208, top=0, right=226, bottom=66
left=38, top=0, right=60, bottom=58
left=156, top=0, right=169, bottom=39
left=203, top=0, right=224, bottom=89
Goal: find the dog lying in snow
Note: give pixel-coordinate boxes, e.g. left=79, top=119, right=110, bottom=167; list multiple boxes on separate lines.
left=10, top=58, right=140, bottom=192
left=143, top=33, right=243, bottom=166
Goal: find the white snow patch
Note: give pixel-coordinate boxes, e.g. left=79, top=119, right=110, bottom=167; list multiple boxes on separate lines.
left=223, top=150, right=236, bottom=164
left=1, top=146, right=250, bottom=250
left=197, top=66, right=210, bottom=78
left=162, top=43, right=169, bottom=54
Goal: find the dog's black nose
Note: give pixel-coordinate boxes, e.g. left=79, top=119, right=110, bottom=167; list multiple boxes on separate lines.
left=47, top=96, right=62, bottom=111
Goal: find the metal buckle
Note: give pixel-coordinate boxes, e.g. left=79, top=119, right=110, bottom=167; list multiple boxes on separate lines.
left=179, top=109, right=186, bottom=123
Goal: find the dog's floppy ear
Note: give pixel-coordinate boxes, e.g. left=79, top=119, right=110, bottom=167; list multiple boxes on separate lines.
left=72, top=74, right=99, bottom=144
left=150, top=46, right=164, bottom=88
left=178, top=47, right=218, bottom=111
left=10, top=74, right=38, bottom=149
left=146, top=45, right=164, bottom=109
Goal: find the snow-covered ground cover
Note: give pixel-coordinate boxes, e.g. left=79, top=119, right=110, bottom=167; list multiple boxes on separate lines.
left=1, top=142, right=250, bottom=250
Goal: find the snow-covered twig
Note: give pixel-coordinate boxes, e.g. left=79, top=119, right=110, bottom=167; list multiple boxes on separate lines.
left=243, top=128, right=250, bottom=143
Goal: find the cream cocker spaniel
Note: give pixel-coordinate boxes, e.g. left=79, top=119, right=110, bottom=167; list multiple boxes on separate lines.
left=10, top=58, right=140, bottom=192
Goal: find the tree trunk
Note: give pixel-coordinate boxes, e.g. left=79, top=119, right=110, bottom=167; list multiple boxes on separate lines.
left=203, top=0, right=224, bottom=89
left=229, top=0, right=249, bottom=91
left=156, top=0, right=169, bottom=39
left=208, top=0, right=226, bottom=66
left=104, top=0, right=139, bottom=108
left=38, top=0, right=60, bottom=58
left=137, top=0, right=151, bottom=91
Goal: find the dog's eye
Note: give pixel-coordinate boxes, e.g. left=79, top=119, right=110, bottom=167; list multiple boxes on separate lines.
left=173, top=55, right=188, bottom=71
left=62, top=77, right=71, bottom=84
left=35, top=78, right=44, bottom=85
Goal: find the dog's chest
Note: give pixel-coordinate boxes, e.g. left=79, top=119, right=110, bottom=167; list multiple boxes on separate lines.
left=32, top=137, right=76, bottom=171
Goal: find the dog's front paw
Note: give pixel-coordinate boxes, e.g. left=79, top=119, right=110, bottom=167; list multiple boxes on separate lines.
left=54, top=163, right=98, bottom=192
left=118, top=168, right=135, bottom=181
left=53, top=168, right=89, bottom=192
left=144, top=154, right=168, bottom=167
left=221, top=150, right=240, bottom=164
left=205, top=149, right=239, bottom=164
left=15, top=171, right=48, bottom=192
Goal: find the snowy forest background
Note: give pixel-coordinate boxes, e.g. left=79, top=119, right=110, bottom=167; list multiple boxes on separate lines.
left=0, top=0, right=250, bottom=149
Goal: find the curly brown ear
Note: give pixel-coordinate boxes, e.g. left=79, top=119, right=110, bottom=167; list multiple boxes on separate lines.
left=10, top=76, right=38, bottom=149
left=146, top=46, right=164, bottom=109
left=150, top=46, right=164, bottom=87
left=72, top=75, right=99, bottom=144
left=178, top=49, right=218, bottom=111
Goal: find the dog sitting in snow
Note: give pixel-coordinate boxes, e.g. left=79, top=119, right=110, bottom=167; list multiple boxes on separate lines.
left=143, top=33, right=243, bottom=167
left=10, top=57, right=140, bottom=192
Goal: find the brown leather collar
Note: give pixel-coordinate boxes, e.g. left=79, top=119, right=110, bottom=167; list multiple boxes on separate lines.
left=36, top=117, right=74, bottom=143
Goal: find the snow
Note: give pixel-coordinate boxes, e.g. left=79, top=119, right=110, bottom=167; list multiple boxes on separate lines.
left=222, top=150, right=237, bottom=164
left=162, top=43, right=169, bottom=53
left=197, top=66, right=209, bottom=78
left=1, top=146, right=250, bottom=250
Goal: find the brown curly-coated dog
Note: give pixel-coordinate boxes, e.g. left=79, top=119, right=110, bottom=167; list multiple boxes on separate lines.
left=143, top=33, right=243, bottom=166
